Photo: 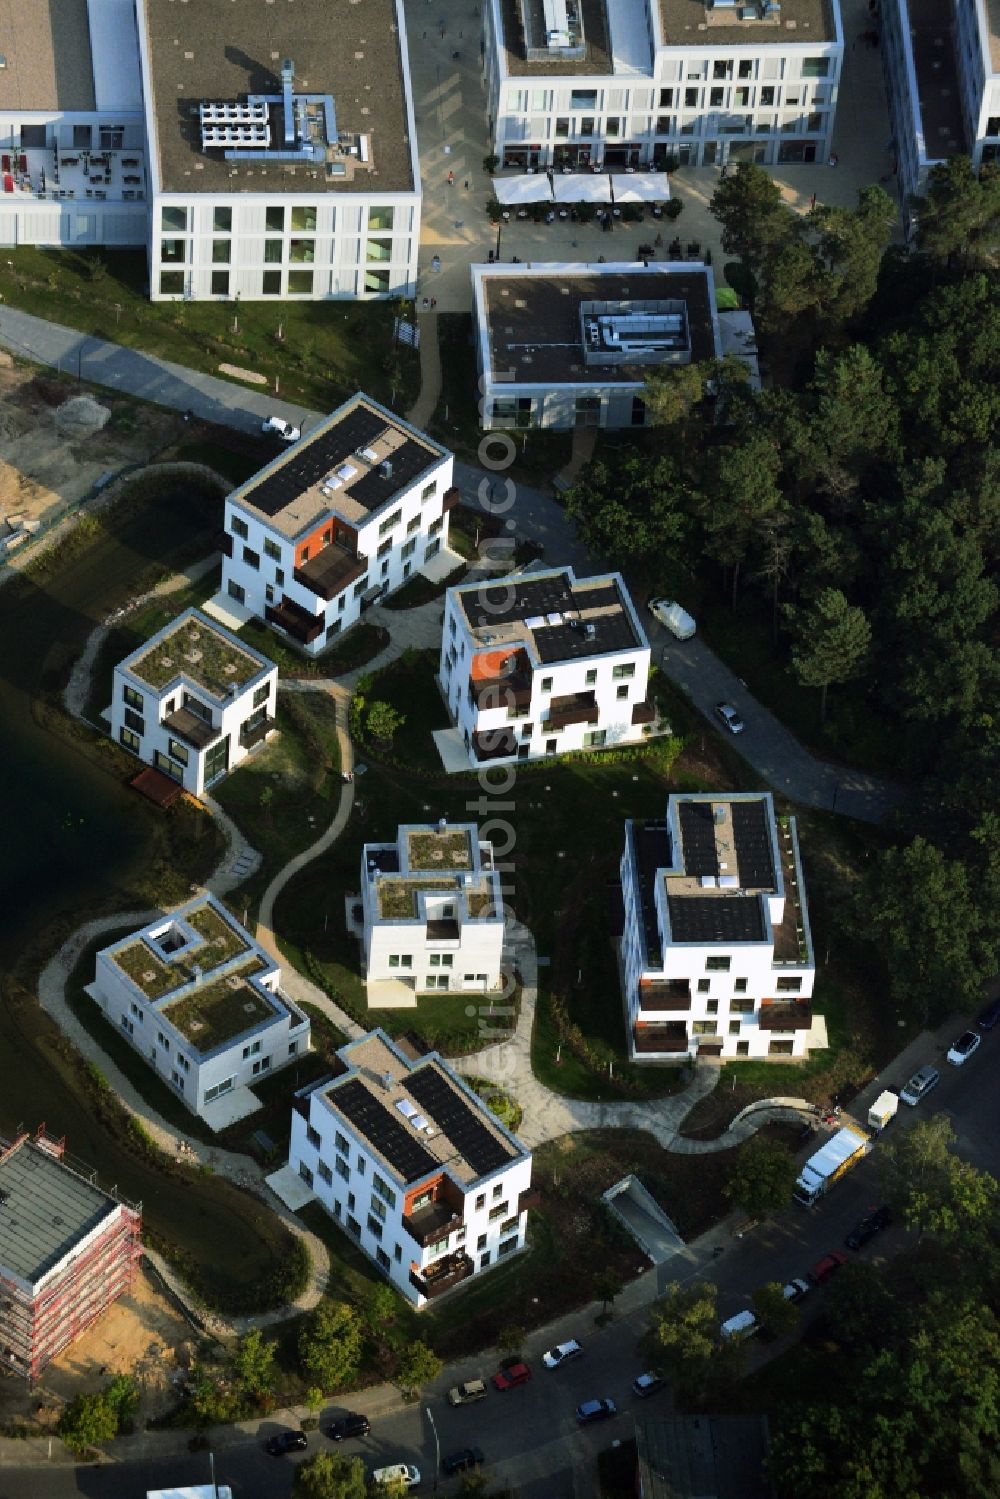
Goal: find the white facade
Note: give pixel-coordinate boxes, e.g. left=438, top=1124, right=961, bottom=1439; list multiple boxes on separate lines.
left=0, top=0, right=148, bottom=248
left=881, top=0, right=1000, bottom=219
left=440, top=567, right=656, bottom=766
left=288, top=1031, right=533, bottom=1307
left=483, top=0, right=843, bottom=173
left=109, top=607, right=277, bottom=796
left=620, top=793, right=820, bottom=1062
left=221, top=394, right=455, bottom=656
left=90, top=895, right=310, bottom=1122
left=360, top=823, right=506, bottom=1003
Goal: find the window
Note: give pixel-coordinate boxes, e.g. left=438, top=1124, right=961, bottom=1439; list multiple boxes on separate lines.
left=736, top=1040, right=750, bottom=1056
left=801, top=57, right=829, bottom=78
left=394, top=1243, right=402, bottom=1262
left=583, top=730, right=606, bottom=748
left=346, top=1215, right=361, bottom=1237
left=376, top=1247, right=390, bottom=1270
left=570, top=89, right=598, bottom=109
left=260, top=269, right=280, bottom=296
left=540, top=677, right=553, bottom=693
left=288, top=1041, right=298, bottom=1057
left=488, top=1202, right=509, bottom=1221
left=421, top=481, right=437, bottom=502
left=585, top=669, right=597, bottom=685
left=348, top=1192, right=356, bottom=1211
left=498, top=1236, right=519, bottom=1258
left=425, top=974, right=448, bottom=989
left=710, top=87, right=725, bottom=107
left=475, top=1193, right=485, bottom=1211
left=492, top=395, right=533, bottom=428
left=769, top=1039, right=795, bottom=1056
left=242, top=546, right=260, bottom=570
left=356, top=1155, right=366, bottom=1176
left=265, top=206, right=285, bottom=232
left=263, top=537, right=281, bottom=562
left=275, top=567, right=284, bottom=586
left=288, top=270, right=314, bottom=294
left=692, top=1021, right=717, bottom=1036
left=729, top=1021, right=742, bottom=1035
left=616, top=684, right=629, bottom=700
left=697, top=978, right=710, bottom=994
left=353, top=577, right=369, bottom=598
left=211, top=239, right=231, bottom=264
left=161, top=238, right=186, bottom=263
left=987, top=117, right=1000, bottom=137
left=734, top=978, right=748, bottom=993
left=204, top=1076, right=235, bottom=1104
left=291, top=205, right=317, bottom=231
left=706, top=999, right=719, bottom=1015
left=760, top=86, right=775, bottom=107
left=428, top=954, right=454, bottom=968
left=156, top=1031, right=170, bottom=1052
left=317, top=1159, right=333, bottom=1185
left=379, top=508, right=403, bottom=536
left=263, top=238, right=283, bottom=264
left=213, top=207, right=232, bottom=232
left=731, top=996, right=754, bottom=1014
left=406, top=516, right=420, bottom=534
left=738, top=59, right=753, bottom=80
left=401, top=538, right=416, bottom=559
left=123, top=707, right=145, bottom=735
left=242, top=1039, right=261, bottom=1059
left=227, top=580, right=246, bottom=604
left=251, top=1056, right=270, bottom=1076
left=120, top=1016, right=133, bottom=1041
left=253, top=683, right=270, bottom=709
left=366, top=237, right=392, bottom=263
left=159, top=271, right=184, bottom=295
left=231, top=515, right=249, bottom=540
left=290, top=238, right=315, bottom=263
left=605, top=118, right=621, bottom=137
left=612, top=663, right=635, bottom=680
left=161, top=205, right=186, bottom=232
left=776, top=976, right=803, bottom=992
left=335, top=1155, right=349, bottom=1181
left=659, top=88, right=673, bottom=106
left=479, top=1251, right=491, bottom=1268
left=370, top=1195, right=386, bottom=1222
left=685, top=87, right=699, bottom=107
left=211, top=271, right=229, bottom=296
left=167, top=738, right=189, bottom=766
left=579, top=117, right=595, bottom=137
left=306, top=1125, right=321, bottom=1149
left=368, top=206, right=394, bottom=232
left=492, top=1183, right=504, bottom=1200
left=335, top=1131, right=349, bottom=1154
left=706, top=956, right=731, bottom=972
left=123, top=684, right=144, bottom=711
left=372, top=1173, right=396, bottom=1208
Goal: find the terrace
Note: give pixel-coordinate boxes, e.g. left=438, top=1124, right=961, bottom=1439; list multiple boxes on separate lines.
left=131, top=616, right=262, bottom=698
left=407, top=829, right=474, bottom=871
left=377, top=877, right=461, bottom=920
left=163, top=958, right=273, bottom=1053
left=773, top=819, right=810, bottom=965
left=409, top=1251, right=474, bottom=1300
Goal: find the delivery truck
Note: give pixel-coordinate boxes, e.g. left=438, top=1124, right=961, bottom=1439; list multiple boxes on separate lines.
left=867, top=1090, right=899, bottom=1134
left=794, top=1125, right=870, bottom=1206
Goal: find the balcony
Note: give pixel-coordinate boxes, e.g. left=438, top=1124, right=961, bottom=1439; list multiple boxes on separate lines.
left=637, top=978, right=691, bottom=1013
left=758, top=1001, right=813, bottom=1032
left=426, top=918, right=461, bottom=944
left=409, top=1251, right=474, bottom=1300
left=266, top=598, right=324, bottom=646
left=633, top=1022, right=689, bottom=1055
left=518, top=1187, right=541, bottom=1214
left=631, top=699, right=657, bottom=726
left=403, top=1201, right=464, bottom=1248
left=472, top=728, right=518, bottom=762
left=545, top=690, right=599, bottom=730
left=441, top=486, right=461, bottom=513
left=473, top=674, right=532, bottom=711
left=215, top=529, right=234, bottom=558
left=240, top=712, right=274, bottom=750
left=294, top=545, right=368, bottom=602
left=162, top=706, right=218, bottom=751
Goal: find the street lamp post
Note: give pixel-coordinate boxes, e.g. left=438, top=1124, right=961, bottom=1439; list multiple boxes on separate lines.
left=495, top=217, right=502, bottom=261
left=425, top=1406, right=440, bottom=1494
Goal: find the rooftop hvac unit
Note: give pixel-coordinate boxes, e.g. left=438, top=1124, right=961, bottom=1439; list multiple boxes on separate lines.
left=583, top=622, right=596, bottom=641
left=438, top=817, right=448, bottom=831
left=380, top=1071, right=393, bottom=1092
left=358, top=445, right=379, bottom=463
left=380, top=459, right=394, bottom=479
left=713, top=804, right=726, bottom=824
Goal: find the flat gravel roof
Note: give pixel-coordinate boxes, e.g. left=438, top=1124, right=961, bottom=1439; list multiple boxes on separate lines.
left=0, top=1140, right=119, bottom=1287
left=0, top=0, right=96, bottom=111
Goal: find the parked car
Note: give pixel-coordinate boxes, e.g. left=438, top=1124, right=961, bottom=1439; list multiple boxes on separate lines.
left=947, top=1030, right=982, bottom=1066
left=542, top=1339, right=583, bottom=1369
left=648, top=597, right=696, bottom=639
left=372, top=1464, right=421, bottom=1489
left=720, top=1310, right=759, bottom=1341
left=809, top=1250, right=848, bottom=1286
left=328, top=1413, right=371, bottom=1441
left=576, top=1398, right=617, bottom=1425
left=782, top=1278, right=812, bottom=1303
left=845, top=1205, right=891, bottom=1251
left=976, top=996, right=1000, bottom=1031
left=447, top=1379, right=487, bottom=1407
left=492, top=1362, right=531, bottom=1391
left=265, top=1429, right=308, bottom=1456
left=900, top=1065, right=940, bottom=1106
left=632, top=1372, right=665, bottom=1398
left=714, top=702, right=745, bottom=735
left=441, top=1448, right=484, bottom=1476
left=261, top=415, right=301, bottom=442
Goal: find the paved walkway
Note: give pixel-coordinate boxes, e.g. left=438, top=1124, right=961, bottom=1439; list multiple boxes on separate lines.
left=405, top=309, right=443, bottom=431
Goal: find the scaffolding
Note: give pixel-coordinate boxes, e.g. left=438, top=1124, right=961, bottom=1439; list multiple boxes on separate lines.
left=0, top=1129, right=143, bottom=1383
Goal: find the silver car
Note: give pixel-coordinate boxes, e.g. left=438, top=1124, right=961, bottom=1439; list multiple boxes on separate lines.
left=715, top=702, right=745, bottom=735
left=899, top=1065, right=940, bottom=1105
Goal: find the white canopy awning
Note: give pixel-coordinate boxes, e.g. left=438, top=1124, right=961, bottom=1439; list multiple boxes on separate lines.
left=552, top=174, right=613, bottom=203
left=610, top=173, right=671, bottom=203
left=493, top=175, right=554, bottom=205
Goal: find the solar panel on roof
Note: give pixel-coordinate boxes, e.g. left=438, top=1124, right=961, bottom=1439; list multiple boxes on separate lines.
left=678, top=802, right=718, bottom=878
left=334, top=1079, right=436, bottom=1183
left=667, top=894, right=765, bottom=944
left=407, top=1067, right=514, bottom=1177
left=731, top=800, right=775, bottom=889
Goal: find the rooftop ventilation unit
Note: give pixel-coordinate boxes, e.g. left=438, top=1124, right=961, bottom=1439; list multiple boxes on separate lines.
left=380, top=459, right=394, bottom=479
left=380, top=1071, right=393, bottom=1092
left=358, top=445, right=380, bottom=463
left=336, top=462, right=358, bottom=482
left=410, top=1114, right=429, bottom=1132
left=281, top=59, right=296, bottom=146
left=714, top=804, right=727, bottom=825
left=582, top=622, right=596, bottom=641
left=396, top=1098, right=418, bottom=1119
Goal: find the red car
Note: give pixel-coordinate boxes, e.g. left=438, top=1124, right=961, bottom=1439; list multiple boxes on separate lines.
left=492, top=1362, right=531, bottom=1391
left=809, top=1250, right=848, bottom=1286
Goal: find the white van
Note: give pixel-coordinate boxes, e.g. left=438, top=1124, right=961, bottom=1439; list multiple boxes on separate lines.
left=648, top=597, right=696, bottom=640
left=720, top=1310, right=759, bottom=1342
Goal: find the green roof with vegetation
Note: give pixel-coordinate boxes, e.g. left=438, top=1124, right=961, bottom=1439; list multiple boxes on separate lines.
left=406, top=828, right=474, bottom=870
left=111, top=901, right=252, bottom=999
left=162, top=957, right=273, bottom=1053
left=130, top=613, right=264, bottom=699
left=376, top=875, right=496, bottom=920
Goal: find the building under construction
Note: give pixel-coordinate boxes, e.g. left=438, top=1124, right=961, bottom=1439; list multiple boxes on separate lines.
left=0, top=1129, right=142, bottom=1382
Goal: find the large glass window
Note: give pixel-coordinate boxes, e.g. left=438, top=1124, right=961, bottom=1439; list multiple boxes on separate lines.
left=160, top=238, right=186, bottom=263
left=364, top=267, right=390, bottom=292
left=211, top=271, right=229, bottom=296
left=211, top=239, right=231, bottom=263
left=265, top=205, right=285, bottom=231
left=366, top=238, right=392, bottom=262
left=262, top=270, right=281, bottom=295
left=167, top=738, right=189, bottom=766
left=213, top=207, right=232, bottom=232
left=159, top=270, right=184, bottom=294
left=801, top=57, right=829, bottom=78
left=160, top=205, right=187, bottom=232
left=570, top=89, right=597, bottom=109
left=287, top=270, right=314, bottom=294
left=204, top=737, right=229, bottom=786
left=368, top=206, right=394, bottom=232
left=291, top=205, right=317, bottom=230
left=264, top=238, right=283, bottom=263
left=289, top=238, right=315, bottom=263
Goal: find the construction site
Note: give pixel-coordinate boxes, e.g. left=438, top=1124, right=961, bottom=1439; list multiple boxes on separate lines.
left=0, top=1128, right=142, bottom=1384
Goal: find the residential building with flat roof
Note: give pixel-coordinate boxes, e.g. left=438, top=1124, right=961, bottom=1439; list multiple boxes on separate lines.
left=881, top=0, right=1000, bottom=222
left=109, top=607, right=277, bottom=796
left=89, top=895, right=310, bottom=1126
left=0, top=1129, right=142, bottom=1382
left=135, top=0, right=421, bottom=300
left=482, top=0, right=843, bottom=173
left=473, top=260, right=739, bottom=429
left=440, top=566, right=658, bottom=766
left=0, top=0, right=148, bottom=248
left=358, top=822, right=506, bottom=1006
left=289, top=1030, right=533, bottom=1306
left=221, top=394, right=456, bottom=655
left=619, top=792, right=823, bottom=1062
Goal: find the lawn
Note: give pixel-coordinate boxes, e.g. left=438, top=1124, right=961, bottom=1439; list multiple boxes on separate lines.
left=2, top=247, right=420, bottom=416
left=380, top=562, right=467, bottom=610
left=236, top=617, right=390, bottom=680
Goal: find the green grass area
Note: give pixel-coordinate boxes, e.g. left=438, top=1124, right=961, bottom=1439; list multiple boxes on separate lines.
left=212, top=688, right=343, bottom=924
left=354, top=649, right=453, bottom=773
left=163, top=436, right=268, bottom=487
left=236, top=617, right=390, bottom=681
left=84, top=574, right=221, bottom=724
left=2, top=247, right=420, bottom=416
left=380, top=563, right=467, bottom=610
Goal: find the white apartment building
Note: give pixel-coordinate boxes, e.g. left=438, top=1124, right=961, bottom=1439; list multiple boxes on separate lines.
left=880, top=0, right=1000, bottom=220
left=89, top=895, right=310, bottom=1126
left=135, top=0, right=421, bottom=300
left=0, top=0, right=148, bottom=248
left=620, top=792, right=823, bottom=1062
left=483, top=0, right=843, bottom=173
left=359, top=822, right=506, bottom=1006
left=440, top=567, right=656, bottom=766
left=221, top=394, right=455, bottom=655
left=289, top=1030, right=533, bottom=1307
left=473, top=260, right=730, bottom=430
left=109, top=607, right=277, bottom=796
